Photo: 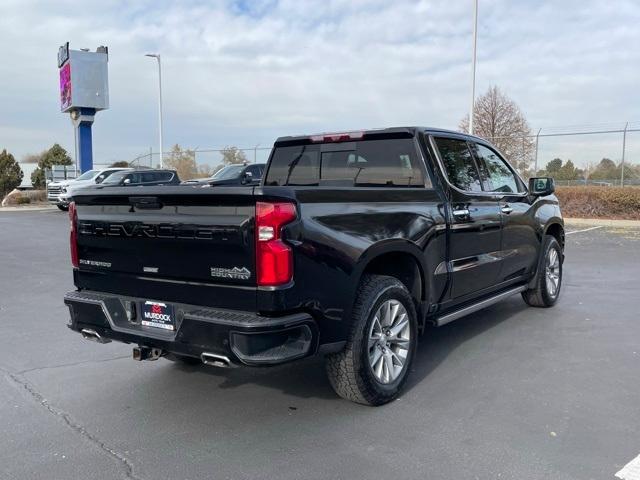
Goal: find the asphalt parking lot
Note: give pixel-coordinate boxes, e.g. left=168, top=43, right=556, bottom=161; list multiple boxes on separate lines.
left=1, top=210, right=639, bottom=480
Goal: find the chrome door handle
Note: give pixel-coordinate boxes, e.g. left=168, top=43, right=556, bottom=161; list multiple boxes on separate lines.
left=501, top=205, right=513, bottom=214
left=452, top=208, right=470, bottom=217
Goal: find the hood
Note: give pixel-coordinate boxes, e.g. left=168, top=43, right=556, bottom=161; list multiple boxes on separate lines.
left=65, top=179, right=94, bottom=190
left=207, top=178, right=242, bottom=186
left=48, top=180, right=67, bottom=188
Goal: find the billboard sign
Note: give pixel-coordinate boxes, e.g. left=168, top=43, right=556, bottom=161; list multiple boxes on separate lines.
left=59, top=62, right=72, bottom=111
left=57, top=44, right=109, bottom=113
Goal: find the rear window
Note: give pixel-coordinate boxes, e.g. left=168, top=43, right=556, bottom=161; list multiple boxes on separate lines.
left=264, top=139, right=425, bottom=187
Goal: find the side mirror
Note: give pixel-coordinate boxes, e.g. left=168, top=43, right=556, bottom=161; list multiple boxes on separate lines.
left=528, top=177, right=555, bottom=196
left=123, top=178, right=131, bottom=185
left=242, top=171, right=253, bottom=184
left=95, top=175, right=105, bottom=184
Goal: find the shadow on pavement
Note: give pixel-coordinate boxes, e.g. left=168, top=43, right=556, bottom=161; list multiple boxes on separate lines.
left=162, top=297, right=528, bottom=403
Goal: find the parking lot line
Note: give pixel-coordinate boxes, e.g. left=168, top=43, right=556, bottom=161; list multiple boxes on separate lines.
left=566, top=226, right=604, bottom=235
left=616, top=453, right=640, bottom=480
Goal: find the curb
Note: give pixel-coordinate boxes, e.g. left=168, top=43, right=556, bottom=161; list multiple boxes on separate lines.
left=0, top=205, right=59, bottom=212
left=565, top=218, right=640, bottom=228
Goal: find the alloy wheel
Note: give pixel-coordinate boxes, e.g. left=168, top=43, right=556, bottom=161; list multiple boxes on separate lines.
left=367, top=300, right=411, bottom=384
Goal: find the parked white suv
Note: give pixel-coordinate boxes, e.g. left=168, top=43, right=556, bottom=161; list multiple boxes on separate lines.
left=48, top=167, right=132, bottom=211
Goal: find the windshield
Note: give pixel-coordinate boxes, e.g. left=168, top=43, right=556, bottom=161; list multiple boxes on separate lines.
left=75, top=170, right=98, bottom=181
left=101, top=171, right=128, bottom=184
left=212, top=165, right=245, bottom=180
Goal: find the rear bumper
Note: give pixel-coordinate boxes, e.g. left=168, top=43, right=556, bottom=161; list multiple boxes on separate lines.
left=64, top=290, right=318, bottom=366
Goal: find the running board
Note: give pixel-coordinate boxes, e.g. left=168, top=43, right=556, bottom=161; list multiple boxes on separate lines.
left=434, top=286, right=527, bottom=327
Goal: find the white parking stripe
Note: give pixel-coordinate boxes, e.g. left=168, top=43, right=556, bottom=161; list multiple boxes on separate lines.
left=616, top=453, right=640, bottom=480
left=566, top=226, right=604, bottom=235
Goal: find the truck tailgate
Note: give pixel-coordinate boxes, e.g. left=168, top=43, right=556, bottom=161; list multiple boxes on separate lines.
left=72, top=186, right=259, bottom=307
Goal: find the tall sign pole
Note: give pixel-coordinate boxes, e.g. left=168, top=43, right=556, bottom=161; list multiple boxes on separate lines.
left=469, top=0, right=478, bottom=135
left=58, top=43, right=109, bottom=173
left=145, top=54, right=164, bottom=168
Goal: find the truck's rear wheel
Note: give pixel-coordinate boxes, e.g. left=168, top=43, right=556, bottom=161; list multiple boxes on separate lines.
left=325, top=275, right=417, bottom=406
left=522, top=235, right=563, bottom=307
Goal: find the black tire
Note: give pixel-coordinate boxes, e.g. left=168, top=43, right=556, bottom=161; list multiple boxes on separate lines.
left=325, top=274, right=418, bottom=406
left=57, top=204, right=69, bottom=211
left=165, top=353, right=201, bottom=365
left=522, top=235, right=563, bottom=307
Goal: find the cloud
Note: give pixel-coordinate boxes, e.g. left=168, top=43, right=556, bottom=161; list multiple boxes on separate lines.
left=0, top=0, right=638, bottom=168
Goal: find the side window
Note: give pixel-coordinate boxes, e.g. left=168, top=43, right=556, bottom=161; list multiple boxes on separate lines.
left=473, top=144, right=520, bottom=193
left=124, top=173, right=138, bottom=184
left=245, top=165, right=262, bottom=178
left=434, top=137, right=482, bottom=192
left=140, top=172, right=157, bottom=183
left=157, top=172, right=173, bottom=181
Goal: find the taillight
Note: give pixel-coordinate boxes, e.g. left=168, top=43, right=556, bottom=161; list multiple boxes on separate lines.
left=255, top=201, right=297, bottom=286
left=69, top=201, right=79, bottom=268
left=309, top=131, right=364, bottom=143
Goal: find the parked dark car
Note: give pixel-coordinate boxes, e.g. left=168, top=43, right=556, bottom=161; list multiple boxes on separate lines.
left=182, top=163, right=265, bottom=186
left=64, top=127, right=564, bottom=405
left=97, top=169, right=180, bottom=187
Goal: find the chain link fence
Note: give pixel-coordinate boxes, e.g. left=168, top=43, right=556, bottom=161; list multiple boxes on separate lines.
left=485, top=122, right=640, bottom=186
left=123, top=146, right=272, bottom=174
left=119, top=122, right=640, bottom=186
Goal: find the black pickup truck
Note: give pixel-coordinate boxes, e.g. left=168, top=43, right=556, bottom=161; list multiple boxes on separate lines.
left=64, top=127, right=564, bottom=405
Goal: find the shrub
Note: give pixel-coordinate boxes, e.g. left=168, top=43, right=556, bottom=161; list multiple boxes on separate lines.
left=16, top=196, right=31, bottom=205
left=555, top=186, right=640, bottom=220
left=25, top=189, right=47, bottom=202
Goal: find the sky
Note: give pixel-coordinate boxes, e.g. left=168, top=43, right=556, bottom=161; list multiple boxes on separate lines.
left=0, top=0, right=639, bottom=170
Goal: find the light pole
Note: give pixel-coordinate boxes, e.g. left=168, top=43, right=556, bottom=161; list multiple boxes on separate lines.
left=145, top=53, right=164, bottom=167
left=469, top=0, right=478, bottom=135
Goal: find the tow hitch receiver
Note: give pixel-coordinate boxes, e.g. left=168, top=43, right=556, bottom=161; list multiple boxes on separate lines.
left=133, top=346, right=163, bottom=361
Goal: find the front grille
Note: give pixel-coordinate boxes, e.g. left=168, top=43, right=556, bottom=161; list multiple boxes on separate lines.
left=48, top=186, right=62, bottom=194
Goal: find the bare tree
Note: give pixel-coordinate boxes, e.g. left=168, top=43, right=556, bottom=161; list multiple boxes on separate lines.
left=211, top=146, right=249, bottom=175
left=165, top=144, right=197, bottom=181
left=460, top=86, right=534, bottom=174
left=197, top=164, right=214, bottom=177
left=221, top=146, right=248, bottom=166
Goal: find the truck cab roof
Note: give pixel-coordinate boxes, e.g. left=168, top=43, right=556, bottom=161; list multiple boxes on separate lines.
left=274, top=126, right=488, bottom=147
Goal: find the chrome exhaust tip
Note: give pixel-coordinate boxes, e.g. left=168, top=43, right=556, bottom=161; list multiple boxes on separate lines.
left=80, top=328, right=111, bottom=344
left=201, top=352, right=231, bottom=368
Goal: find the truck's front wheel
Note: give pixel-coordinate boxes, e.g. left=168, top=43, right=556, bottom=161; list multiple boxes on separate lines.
left=325, top=275, right=418, bottom=406
left=522, top=235, right=563, bottom=307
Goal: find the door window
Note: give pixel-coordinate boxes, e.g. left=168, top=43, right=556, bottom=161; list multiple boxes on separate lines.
left=433, top=137, right=482, bottom=192
left=127, top=173, right=140, bottom=184
left=473, top=144, right=520, bottom=193
left=245, top=164, right=262, bottom=178
left=157, top=172, right=174, bottom=182
left=140, top=172, right=157, bottom=183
